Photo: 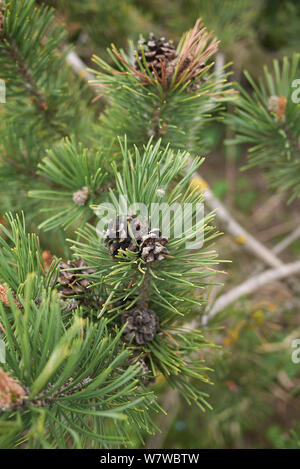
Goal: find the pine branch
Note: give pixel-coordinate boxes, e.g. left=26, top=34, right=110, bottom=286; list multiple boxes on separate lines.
left=0, top=0, right=66, bottom=135
left=28, top=137, right=109, bottom=231
left=229, top=54, right=300, bottom=201
left=69, top=140, right=219, bottom=407
left=0, top=0, right=97, bottom=220
left=67, top=48, right=283, bottom=271
left=0, top=241, right=157, bottom=448
left=1, top=28, right=64, bottom=137
left=90, top=19, right=235, bottom=153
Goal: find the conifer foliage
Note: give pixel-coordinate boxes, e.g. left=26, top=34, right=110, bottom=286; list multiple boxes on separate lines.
left=0, top=0, right=227, bottom=448
left=230, top=54, right=300, bottom=202
left=0, top=0, right=298, bottom=449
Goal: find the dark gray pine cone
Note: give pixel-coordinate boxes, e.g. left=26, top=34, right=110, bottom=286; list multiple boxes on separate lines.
left=122, top=307, right=159, bottom=345
left=135, top=33, right=177, bottom=78
left=104, top=215, right=169, bottom=263
left=140, top=228, right=169, bottom=263
left=104, top=215, right=147, bottom=258
left=57, top=258, right=96, bottom=297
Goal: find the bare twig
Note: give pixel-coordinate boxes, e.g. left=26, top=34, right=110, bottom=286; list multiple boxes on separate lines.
left=190, top=169, right=283, bottom=268
left=273, top=225, right=300, bottom=255
left=254, top=193, right=284, bottom=226
left=257, top=219, right=299, bottom=243
left=202, top=260, right=300, bottom=324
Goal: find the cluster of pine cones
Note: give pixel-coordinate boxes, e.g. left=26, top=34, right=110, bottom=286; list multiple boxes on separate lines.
left=104, top=215, right=169, bottom=263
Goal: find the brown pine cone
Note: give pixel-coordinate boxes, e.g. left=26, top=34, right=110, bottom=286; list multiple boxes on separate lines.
left=135, top=33, right=177, bottom=79
left=122, top=306, right=159, bottom=345
left=140, top=228, right=169, bottom=263
left=104, top=215, right=147, bottom=258
left=57, top=258, right=96, bottom=297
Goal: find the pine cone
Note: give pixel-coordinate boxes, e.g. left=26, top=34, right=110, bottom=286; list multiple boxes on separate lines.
left=122, top=306, right=159, bottom=345
left=135, top=33, right=177, bottom=79
left=140, top=228, right=169, bottom=263
left=104, top=215, right=169, bottom=263
left=57, top=258, right=96, bottom=297
left=104, top=215, right=147, bottom=258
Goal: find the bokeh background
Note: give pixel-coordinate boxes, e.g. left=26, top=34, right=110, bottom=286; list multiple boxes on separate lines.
left=35, top=0, right=300, bottom=448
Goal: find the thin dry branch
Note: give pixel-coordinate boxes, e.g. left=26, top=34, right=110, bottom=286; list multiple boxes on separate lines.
left=202, top=260, right=300, bottom=324
left=190, top=169, right=283, bottom=268
left=273, top=225, right=300, bottom=255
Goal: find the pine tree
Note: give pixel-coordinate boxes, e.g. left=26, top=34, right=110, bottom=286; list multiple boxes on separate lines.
left=0, top=0, right=299, bottom=449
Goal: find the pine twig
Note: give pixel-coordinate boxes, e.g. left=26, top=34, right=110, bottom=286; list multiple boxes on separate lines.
left=202, top=260, right=300, bottom=324
left=1, top=31, right=66, bottom=137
